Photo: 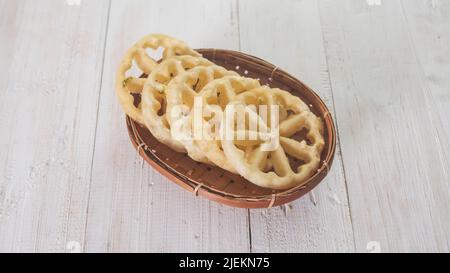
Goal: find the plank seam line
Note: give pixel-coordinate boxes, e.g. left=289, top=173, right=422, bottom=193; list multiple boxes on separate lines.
left=316, top=0, right=357, bottom=252
left=248, top=210, right=253, bottom=253
left=236, top=0, right=252, bottom=253
left=236, top=0, right=242, bottom=52
left=399, top=0, right=450, bottom=182
left=61, top=5, right=85, bottom=252
left=83, top=0, right=112, bottom=253
left=399, top=0, right=450, bottom=251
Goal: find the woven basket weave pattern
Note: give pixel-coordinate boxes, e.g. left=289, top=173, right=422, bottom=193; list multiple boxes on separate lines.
left=126, top=49, right=336, bottom=209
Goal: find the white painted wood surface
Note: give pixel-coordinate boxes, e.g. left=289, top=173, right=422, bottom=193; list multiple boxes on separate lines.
left=239, top=0, right=354, bottom=253
left=84, top=0, right=250, bottom=253
left=318, top=0, right=450, bottom=252
left=0, top=0, right=449, bottom=253
left=0, top=0, right=110, bottom=252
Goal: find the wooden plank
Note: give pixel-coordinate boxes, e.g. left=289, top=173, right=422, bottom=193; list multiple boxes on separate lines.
left=318, top=0, right=450, bottom=252
left=84, top=0, right=250, bottom=252
left=2, top=0, right=448, bottom=253
left=238, top=0, right=355, bottom=252
left=399, top=0, right=450, bottom=251
left=0, top=0, right=110, bottom=252
left=401, top=0, right=450, bottom=187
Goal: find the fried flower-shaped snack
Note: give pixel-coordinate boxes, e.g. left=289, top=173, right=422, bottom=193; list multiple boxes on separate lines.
left=194, top=76, right=261, bottom=173
left=221, top=87, right=325, bottom=189
left=116, top=34, right=200, bottom=124
left=141, top=56, right=213, bottom=152
left=166, top=66, right=238, bottom=162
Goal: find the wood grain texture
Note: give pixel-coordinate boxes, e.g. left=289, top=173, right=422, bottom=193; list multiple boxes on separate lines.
left=238, top=0, right=354, bottom=253
left=1, top=0, right=449, bottom=253
left=318, top=0, right=450, bottom=252
left=399, top=0, right=450, bottom=251
left=0, top=0, right=110, bottom=252
left=401, top=0, right=450, bottom=189
left=83, top=0, right=250, bottom=253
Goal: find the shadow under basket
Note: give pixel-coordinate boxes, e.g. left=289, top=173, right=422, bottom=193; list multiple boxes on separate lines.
left=126, top=49, right=337, bottom=209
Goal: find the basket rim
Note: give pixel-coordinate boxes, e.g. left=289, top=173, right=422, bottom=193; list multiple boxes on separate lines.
left=126, top=48, right=337, bottom=208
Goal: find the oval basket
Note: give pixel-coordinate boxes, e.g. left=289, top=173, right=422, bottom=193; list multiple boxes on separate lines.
left=126, top=49, right=336, bottom=209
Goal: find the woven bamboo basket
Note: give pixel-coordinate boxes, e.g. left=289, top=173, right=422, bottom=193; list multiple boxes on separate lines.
left=126, top=49, right=336, bottom=209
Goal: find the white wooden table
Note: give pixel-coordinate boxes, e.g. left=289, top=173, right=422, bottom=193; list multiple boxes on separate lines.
left=0, top=0, right=449, bottom=253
